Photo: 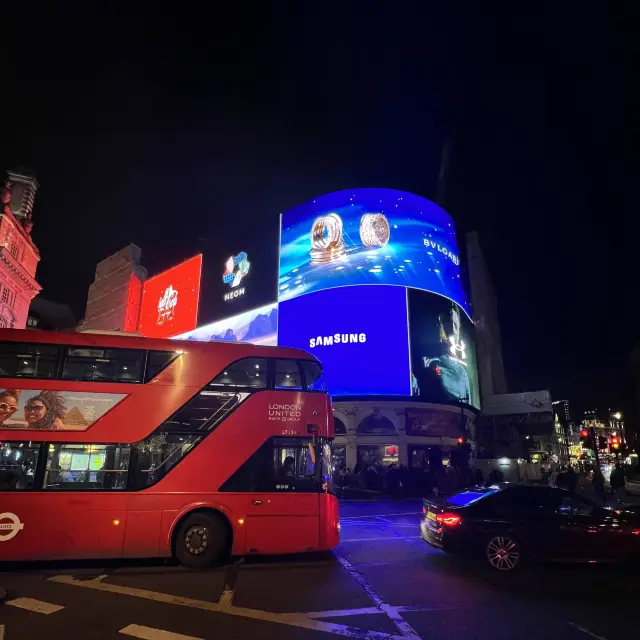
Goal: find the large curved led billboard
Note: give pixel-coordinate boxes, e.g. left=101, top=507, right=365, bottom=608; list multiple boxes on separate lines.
left=278, top=188, right=470, bottom=317
left=277, top=284, right=480, bottom=409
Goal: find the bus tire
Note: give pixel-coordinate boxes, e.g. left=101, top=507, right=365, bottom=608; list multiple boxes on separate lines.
left=174, top=512, right=227, bottom=569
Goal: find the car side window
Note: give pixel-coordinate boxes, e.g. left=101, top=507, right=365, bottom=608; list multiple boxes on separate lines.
left=489, top=487, right=558, bottom=513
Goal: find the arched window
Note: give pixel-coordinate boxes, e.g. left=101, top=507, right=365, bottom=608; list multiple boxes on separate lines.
left=334, top=417, right=347, bottom=435
left=357, top=414, right=396, bottom=435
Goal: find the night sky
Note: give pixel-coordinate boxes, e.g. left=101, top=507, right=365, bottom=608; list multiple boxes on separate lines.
left=0, top=5, right=631, bottom=418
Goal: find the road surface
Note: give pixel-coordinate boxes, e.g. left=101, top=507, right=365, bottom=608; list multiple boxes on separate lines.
left=0, top=499, right=636, bottom=639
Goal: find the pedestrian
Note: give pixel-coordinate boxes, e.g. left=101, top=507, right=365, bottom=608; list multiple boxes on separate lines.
left=474, top=467, right=483, bottom=486
left=565, top=466, right=577, bottom=494
left=610, top=463, right=626, bottom=504
left=592, top=468, right=606, bottom=505
left=487, top=467, right=503, bottom=485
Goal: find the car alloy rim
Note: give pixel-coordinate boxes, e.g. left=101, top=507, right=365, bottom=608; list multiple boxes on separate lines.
left=185, top=525, right=209, bottom=555
left=486, top=536, right=519, bottom=571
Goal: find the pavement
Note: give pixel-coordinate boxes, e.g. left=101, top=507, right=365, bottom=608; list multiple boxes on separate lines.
left=0, top=499, right=637, bottom=640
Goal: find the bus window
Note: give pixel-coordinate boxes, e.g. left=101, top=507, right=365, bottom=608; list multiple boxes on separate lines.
left=128, top=433, right=203, bottom=490
left=0, top=441, right=40, bottom=490
left=145, top=350, right=181, bottom=382
left=274, top=360, right=302, bottom=390
left=44, top=443, right=130, bottom=490
left=220, top=437, right=332, bottom=494
left=300, top=361, right=326, bottom=392
left=209, top=358, right=268, bottom=389
left=156, top=391, right=245, bottom=433
left=61, top=347, right=144, bottom=383
left=0, top=342, right=60, bottom=379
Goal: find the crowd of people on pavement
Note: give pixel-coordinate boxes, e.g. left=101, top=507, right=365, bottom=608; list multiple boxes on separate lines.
left=333, top=461, right=497, bottom=498
left=333, top=458, right=636, bottom=502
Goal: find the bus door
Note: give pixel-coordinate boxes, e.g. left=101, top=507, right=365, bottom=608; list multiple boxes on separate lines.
left=242, top=438, right=321, bottom=554
left=41, top=444, right=129, bottom=560
left=0, top=440, right=44, bottom=560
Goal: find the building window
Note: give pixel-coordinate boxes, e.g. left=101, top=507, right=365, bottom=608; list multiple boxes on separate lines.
left=44, top=443, right=130, bottom=490
left=0, top=441, right=40, bottom=491
left=1, top=287, right=9, bottom=304
left=9, top=243, right=18, bottom=259
left=0, top=317, right=6, bottom=329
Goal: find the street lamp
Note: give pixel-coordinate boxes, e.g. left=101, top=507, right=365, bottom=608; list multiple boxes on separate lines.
left=613, top=412, right=622, bottom=420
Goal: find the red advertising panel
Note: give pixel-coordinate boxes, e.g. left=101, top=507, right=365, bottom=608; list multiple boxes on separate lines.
left=138, top=254, right=202, bottom=338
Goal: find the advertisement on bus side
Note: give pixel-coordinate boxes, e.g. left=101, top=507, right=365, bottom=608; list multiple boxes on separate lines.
left=0, top=388, right=126, bottom=430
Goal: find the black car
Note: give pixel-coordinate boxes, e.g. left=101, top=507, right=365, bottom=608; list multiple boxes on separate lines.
left=421, top=483, right=640, bottom=571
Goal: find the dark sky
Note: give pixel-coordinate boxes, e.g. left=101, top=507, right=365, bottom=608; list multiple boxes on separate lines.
left=0, top=4, right=632, bottom=416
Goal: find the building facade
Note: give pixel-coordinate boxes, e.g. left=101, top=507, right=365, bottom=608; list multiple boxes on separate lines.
left=78, top=244, right=147, bottom=333
left=0, top=171, right=41, bottom=329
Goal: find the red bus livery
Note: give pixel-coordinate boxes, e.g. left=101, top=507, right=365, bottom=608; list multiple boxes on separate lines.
left=0, top=329, right=338, bottom=567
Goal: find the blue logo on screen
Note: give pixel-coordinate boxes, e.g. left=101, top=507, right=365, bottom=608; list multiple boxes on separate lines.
left=278, top=285, right=411, bottom=396
left=278, top=188, right=470, bottom=317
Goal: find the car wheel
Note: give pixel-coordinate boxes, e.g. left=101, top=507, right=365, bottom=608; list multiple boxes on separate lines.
left=485, top=535, right=521, bottom=572
left=174, top=513, right=227, bottom=569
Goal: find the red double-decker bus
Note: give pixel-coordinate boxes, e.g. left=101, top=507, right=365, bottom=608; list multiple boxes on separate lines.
left=0, top=329, right=338, bottom=567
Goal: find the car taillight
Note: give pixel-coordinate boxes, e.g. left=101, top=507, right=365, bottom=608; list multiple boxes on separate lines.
left=436, top=513, right=461, bottom=527
left=422, top=506, right=427, bottom=515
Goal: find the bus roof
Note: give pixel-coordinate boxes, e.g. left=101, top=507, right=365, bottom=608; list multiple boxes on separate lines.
left=0, top=328, right=319, bottom=363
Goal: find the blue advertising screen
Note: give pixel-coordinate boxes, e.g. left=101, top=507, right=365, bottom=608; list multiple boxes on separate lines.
left=279, top=188, right=470, bottom=317
left=277, top=285, right=411, bottom=396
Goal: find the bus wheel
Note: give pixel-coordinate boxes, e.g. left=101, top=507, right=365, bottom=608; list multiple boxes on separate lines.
left=174, top=512, right=226, bottom=569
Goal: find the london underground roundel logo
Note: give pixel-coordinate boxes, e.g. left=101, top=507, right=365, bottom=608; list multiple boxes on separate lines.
left=0, top=512, right=24, bottom=542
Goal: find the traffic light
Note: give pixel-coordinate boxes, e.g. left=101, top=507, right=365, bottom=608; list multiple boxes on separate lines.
left=579, top=429, right=594, bottom=449
left=456, top=437, right=465, bottom=446
left=609, top=435, right=620, bottom=452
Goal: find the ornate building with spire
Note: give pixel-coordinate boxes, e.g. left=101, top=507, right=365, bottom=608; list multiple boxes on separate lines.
left=0, top=170, right=41, bottom=328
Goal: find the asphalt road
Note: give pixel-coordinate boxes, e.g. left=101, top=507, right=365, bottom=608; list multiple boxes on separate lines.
left=0, top=499, right=636, bottom=640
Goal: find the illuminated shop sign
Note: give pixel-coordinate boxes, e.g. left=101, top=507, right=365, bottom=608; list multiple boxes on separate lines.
left=139, top=254, right=202, bottom=339
left=223, top=251, right=250, bottom=302
left=278, top=285, right=412, bottom=397
left=278, top=188, right=469, bottom=316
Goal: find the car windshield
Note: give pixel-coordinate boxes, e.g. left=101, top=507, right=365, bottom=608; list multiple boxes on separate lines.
left=445, top=487, right=499, bottom=507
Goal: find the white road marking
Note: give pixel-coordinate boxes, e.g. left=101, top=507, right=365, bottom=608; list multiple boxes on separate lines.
left=308, top=607, right=380, bottom=618
left=6, top=597, right=64, bottom=614
left=336, top=555, right=421, bottom=639
left=567, top=622, right=609, bottom=640
left=51, top=575, right=405, bottom=639
left=120, top=624, right=203, bottom=640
